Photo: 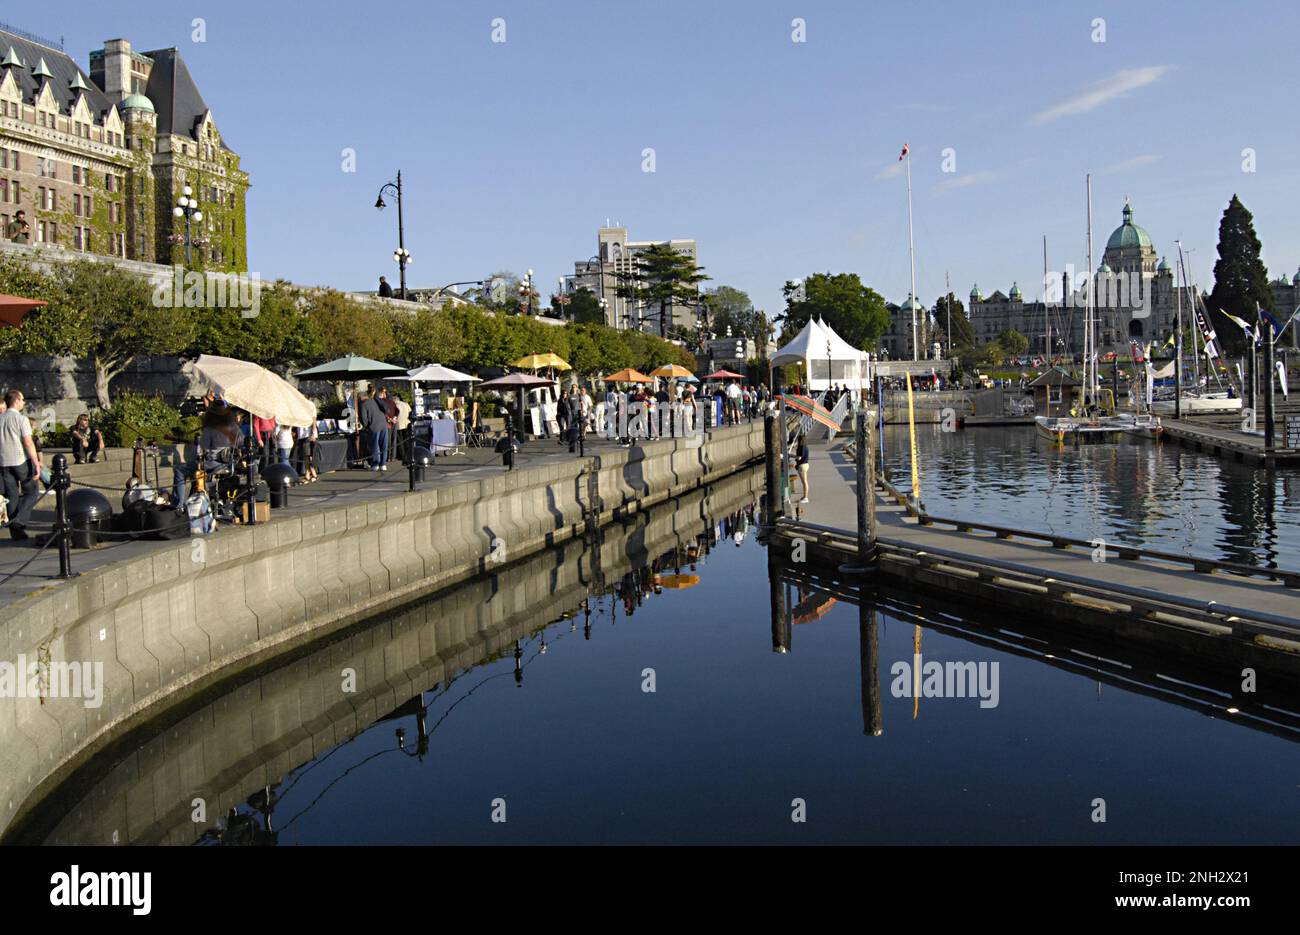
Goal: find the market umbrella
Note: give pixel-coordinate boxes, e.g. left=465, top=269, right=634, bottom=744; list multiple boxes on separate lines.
left=0, top=293, right=47, bottom=328
left=651, top=364, right=694, bottom=379
left=602, top=368, right=653, bottom=384
left=479, top=373, right=556, bottom=436
left=295, top=354, right=408, bottom=429
left=512, top=352, right=571, bottom=371
left=402, top=364, right=479, bottom=383
left=702, top=369, right=745, bottom=380
left=658, top=573, right=700, bottom=590
left=195, top=354, right=317, bottom=427
left=294, top=354, right=409, bottom=381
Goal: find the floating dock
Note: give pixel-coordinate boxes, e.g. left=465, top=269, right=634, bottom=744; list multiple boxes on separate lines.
left=769, top=440, right=1300, bottom=681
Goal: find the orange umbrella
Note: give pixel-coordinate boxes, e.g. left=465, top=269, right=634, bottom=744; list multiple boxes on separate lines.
left=603, top=368, right=653, bottom=384
left=0, top=294, right=47, bottom=328
left=659, top=574, right=700, bottom=590
left=780, top=393, right=840, bottom=431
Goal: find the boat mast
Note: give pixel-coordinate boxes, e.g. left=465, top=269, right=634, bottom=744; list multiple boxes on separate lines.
left=1085, top=174, right=1095, bottom=407
left=906, top=146, right=918, bottom=361
left=1043, top=235, right=1050, bottom=362
left=1174, top=240, right=1184, bottom=419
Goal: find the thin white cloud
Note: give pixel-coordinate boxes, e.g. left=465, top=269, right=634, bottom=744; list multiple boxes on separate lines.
left=932, top=170, right=997, bottom=196
left=873, top=160, right=906, bottom=181
left=1102, top=153, right=1163, bottom=174
left=1030, top=66, right=1171, bottom=125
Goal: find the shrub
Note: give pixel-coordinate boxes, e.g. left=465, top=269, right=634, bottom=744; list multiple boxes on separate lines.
left=95, top=392, right=187, bottom=447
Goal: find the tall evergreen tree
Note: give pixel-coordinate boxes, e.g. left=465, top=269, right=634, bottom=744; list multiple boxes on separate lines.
left=614, top=243, right=708, bottom=338
left=1208, top=195, right=1272, bottom=355
left=932, top=292, right=975, bottom=349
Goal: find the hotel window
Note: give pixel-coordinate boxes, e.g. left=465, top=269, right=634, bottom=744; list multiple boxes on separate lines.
left=73, top=227, right=82, bottom=250
left=43, top=188, right=55, bottom=211
left=36, top=221, right=45, bottom=242
left=73, top=193, right=81, bottom=215
left=10, top=151, right=17, bottom=171
left=85, top=195, right=93, bottom=216
left=0, top=180, right=6, bottom=203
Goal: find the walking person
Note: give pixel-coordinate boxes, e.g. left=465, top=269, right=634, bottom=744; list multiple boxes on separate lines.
left=794, top=432, right=811, bottom=505
left=273, top=421, right=294, bottom=466
left=378, top=275, right=394, bottom=298
left=0, top=390, right=44, bottom=541
left=377, top=387, right=398, bottom=460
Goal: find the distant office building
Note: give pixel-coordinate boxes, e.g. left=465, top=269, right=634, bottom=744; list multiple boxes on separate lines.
left=0, top=24, right=248, bottom=269
left=564, top=225, right=699, bottom=334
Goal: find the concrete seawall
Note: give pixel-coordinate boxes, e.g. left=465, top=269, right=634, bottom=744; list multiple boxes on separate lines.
left=0, top=421, right=764, bottom=838
left=23, top=468, right=764, bottom=844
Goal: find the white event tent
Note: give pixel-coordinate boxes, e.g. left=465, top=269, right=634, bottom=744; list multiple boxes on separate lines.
left=770, top=318, right=871, bottom=394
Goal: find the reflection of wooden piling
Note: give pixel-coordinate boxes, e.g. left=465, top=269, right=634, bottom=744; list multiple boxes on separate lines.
left=763, top=413, right=782, bottom=528
left=859, top=599, right=882, bottom=736
left=769, top=553, right=790, bottom=653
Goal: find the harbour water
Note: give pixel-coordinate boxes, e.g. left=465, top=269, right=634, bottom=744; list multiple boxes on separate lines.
left=881, top=424, right=1300, bottom=567
left=24, top=457, right=1300, bottom=846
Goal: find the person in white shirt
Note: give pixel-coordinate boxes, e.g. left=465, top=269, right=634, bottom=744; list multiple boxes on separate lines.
left=274, top=423, right=295, bottom=466
left=0, top=389, right=43, bottom=541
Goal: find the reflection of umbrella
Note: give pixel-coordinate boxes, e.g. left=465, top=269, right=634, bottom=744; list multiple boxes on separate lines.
left=195, top=355, right=317, bottom=427
left=792, top=594, right=837, bottom=625
left=659, top=574, right=700, bottom=590
left=780, top=393, right=840, bottom=431
left=603, top=368, right=653, bottom=384
left=651, top=364, right=694, bottom=379
left=0, top=293, right=47, bottom=328
left=703, top=369, right=744, bottom=380
left=512, top=352, right=571, bottom=371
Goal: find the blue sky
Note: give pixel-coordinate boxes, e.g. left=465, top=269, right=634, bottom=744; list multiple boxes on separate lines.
left=39, top=0, right=1300, bottom=314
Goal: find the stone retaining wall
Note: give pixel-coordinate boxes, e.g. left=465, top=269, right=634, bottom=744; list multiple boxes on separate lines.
left=0, top=421, right=764, bottom=838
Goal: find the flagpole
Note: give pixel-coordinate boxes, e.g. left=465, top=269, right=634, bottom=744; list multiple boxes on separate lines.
left=1263, top=305, right=1276, bottom=450
left=1085, top=174, right=1095, bottom=407
left=906, top=147, right=918, bottom=361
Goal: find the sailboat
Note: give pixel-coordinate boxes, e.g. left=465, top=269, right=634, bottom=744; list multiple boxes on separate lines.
left=1149, top=244, right=1241, bottom=416
left=1035, top=174, right=1125, bottom=444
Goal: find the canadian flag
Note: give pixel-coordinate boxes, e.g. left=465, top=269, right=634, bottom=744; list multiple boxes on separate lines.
left=899, top=143, right=909, bottom=160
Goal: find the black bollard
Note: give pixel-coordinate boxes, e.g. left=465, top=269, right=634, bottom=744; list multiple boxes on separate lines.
left=407, top=430, right=417, bottom=492
left=52, top=454, right=72, bottom=578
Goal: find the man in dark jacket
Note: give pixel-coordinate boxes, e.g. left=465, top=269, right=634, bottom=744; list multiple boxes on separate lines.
left=359, top=391, right=390, bottom=471
left=378, top=276, right=393, bottom=298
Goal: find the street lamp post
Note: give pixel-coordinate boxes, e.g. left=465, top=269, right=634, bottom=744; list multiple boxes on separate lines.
left=374, top=171, right=410, bottom=300
left=519, top=269, right=535, bottom=315
left=172, top=185, right=203, bottom=266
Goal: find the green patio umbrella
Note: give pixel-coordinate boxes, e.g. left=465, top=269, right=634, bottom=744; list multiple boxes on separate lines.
left=295, top=354, right=409, bottom=431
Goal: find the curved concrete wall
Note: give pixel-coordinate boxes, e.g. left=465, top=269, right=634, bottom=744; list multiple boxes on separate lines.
left=28, top=468, right=763, bottom=844
left=0, top=422, right=764, bottom=839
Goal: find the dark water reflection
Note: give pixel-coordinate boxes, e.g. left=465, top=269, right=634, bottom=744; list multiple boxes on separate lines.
left=26, top=466, right=1300, bottom=846
left=881, top=424, right=1299, bottom=568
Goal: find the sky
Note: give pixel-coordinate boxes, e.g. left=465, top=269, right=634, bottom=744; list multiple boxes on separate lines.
left=33, top=0, right=1300, bottom=315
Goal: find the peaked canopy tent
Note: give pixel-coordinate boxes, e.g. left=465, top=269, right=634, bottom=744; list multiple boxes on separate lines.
left=770, top=319, right=870, bottom=394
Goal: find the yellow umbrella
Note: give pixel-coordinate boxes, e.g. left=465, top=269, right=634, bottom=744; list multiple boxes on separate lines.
left=650, top=363, right=694, bottom=379
left=659, top=574, right=700, bottom=590
left=512, top=352, right=571, bottom=371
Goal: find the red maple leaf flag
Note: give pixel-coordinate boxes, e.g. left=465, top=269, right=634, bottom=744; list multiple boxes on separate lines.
left=899, top=143, right=909, bottom=160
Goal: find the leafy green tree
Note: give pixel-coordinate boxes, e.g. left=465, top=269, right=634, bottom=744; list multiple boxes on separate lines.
left=704, top=285, right=758, bottom=339
left=389, top=306, right=465, bottom=367
left=1207, top=195, right=1273, bottom=355
left=23, top=260, right=197, bottom=409
left=933, top=292, right=975, bottom=349
left=780, top=272, right=889, bottom=351
left=559, top=288, right=604, bottom=325
left=303, top=289, right=394, bottom=362
left=996, top=329, right=1029, bottom=358
left=614, top=243, right=708, bottom=338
